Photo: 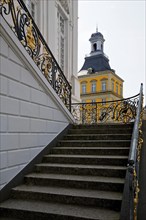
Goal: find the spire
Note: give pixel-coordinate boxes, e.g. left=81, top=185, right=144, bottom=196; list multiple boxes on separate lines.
left=96, top=23, right=98, bottom=33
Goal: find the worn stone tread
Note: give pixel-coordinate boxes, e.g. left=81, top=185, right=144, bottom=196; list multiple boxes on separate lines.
left=0, top=199, right=120, bottom=220
left=53, top=146, right=130, bottom=150
left=59, top=140, right=131, bottom=143
left=36, top=163, right=127, bottom=170
left=13, top=185, right=122, bottom=200
left=0, top=218, right=20, bottom=220
left=25, top=172, right=125, bottom=183
left=65, top=134, right=131, bottom=137
left=69, top=128, right=132, bottom=133
left=44, top=154, right=128, bottom=159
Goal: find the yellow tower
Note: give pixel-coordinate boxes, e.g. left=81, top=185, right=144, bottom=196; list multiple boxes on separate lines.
left=78, top=29, right=124, bottom=104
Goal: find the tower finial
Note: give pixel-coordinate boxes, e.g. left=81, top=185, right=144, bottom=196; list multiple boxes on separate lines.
left=96, top=23, right=98, bottom=32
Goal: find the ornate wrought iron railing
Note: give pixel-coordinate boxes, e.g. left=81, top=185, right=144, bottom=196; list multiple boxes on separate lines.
left=0, top=0, right=71, bottom=111
left=120, top=83, right=144, bottom=220
left=71, top=94, right=140, bottom=124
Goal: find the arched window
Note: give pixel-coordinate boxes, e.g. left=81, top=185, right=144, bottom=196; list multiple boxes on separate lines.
left=101, top=78, right=108, bottom=91
left=102, top=81, right=106, bottom=91
left=93, top=43, right=97, bottom=51
left=111, top=80, right=114, bottom=91
left=116, top=83, right=119, bottom=94
left=91, top=81, right=96, bottom=93
left=120, top=85, right=123, bottom=96
left=81, top=83, right=87, bottom=94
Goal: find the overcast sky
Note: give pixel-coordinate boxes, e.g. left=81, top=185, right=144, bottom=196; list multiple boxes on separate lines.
left=78, top=0, right=145, bottom=104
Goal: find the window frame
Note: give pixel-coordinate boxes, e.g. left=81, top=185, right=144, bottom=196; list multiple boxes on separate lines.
left=57, top=8, right=67, bottom=73
left=91, top=81, right=96, bottom=93
left=81, top=84, right=87, bottom=94
left=116, top=83, right=119, bottom=94
left=101, top=81, right=106, bottom=91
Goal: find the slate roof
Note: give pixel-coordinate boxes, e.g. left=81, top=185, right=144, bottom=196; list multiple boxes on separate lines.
left=80, top=53, right=112, bottom=73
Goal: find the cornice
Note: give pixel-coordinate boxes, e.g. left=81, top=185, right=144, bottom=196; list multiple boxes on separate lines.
left=81, top=90, right=123, bottom=99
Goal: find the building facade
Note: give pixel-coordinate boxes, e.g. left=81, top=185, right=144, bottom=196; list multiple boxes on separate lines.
left=78, top=29, right=124, bottom=103
left=0, top=0, right=76, bottom=189
left=24, top=0, right=80, bottom=102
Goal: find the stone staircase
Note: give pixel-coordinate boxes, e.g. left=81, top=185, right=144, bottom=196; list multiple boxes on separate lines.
left=0, top=123, right=133, bottom=220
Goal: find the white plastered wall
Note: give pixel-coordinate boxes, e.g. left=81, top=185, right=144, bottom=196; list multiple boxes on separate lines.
left=0, top=18, right=74, bottom=189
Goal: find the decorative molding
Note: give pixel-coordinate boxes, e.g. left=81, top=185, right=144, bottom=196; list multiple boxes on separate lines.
left=58, top=0, right=69, bottom=14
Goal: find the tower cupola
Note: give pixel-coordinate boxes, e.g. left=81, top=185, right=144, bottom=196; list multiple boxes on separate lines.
left=79, top=28, right=112, bottom=73
left=89, top=27, right=105, bottom=54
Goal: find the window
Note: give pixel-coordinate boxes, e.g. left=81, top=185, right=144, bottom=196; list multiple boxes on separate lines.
left=91, top=99, right=96, bottom=103
left=102, top=81, right=106, bottom=91
left=93, top=43, right=97, bottom=51
left=57, top=11, right=66, bottom=72
left=82, top=84, right=86, bottom=94
left=102, top=98, right=106, bottom=105
left=60, top=36, right=64, bottom=71
left=116, top=84, right=118, bottom=94
left=91, top=81, right=96, bottom=93
left=112, top=81, right=114, bottom=91
left=120, top=85, right=123, bottom=96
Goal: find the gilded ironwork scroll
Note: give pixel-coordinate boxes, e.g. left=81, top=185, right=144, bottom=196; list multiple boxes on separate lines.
left=0, top=0, right=71, bottom=111
left=71, top=94, right=139, bottom=124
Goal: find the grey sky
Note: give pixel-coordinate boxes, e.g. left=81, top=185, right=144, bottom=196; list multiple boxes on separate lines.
left=78, top=0, right=145, bottom=104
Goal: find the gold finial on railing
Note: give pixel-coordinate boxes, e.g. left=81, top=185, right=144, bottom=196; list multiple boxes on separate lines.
left=26, top=19, right=36, bottom=50
left=41, top=46, right=52, bottom=77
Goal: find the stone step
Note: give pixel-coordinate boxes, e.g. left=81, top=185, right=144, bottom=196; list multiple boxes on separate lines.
left=68, top=128, right=133, bottom=134
left=36, top=163, right=127, bottom=177
left=11, top=185, right=122, bottom=210
left=64, top=134, right=132, bottom=140
left=58, top=140, right=131, bottom=147
left=0, top=218, right=20, bottom=220
left=0, top=199, right=120, bottom=220
left=0, top=123, right=133, bottom=220
left=24, top=173, right=124, bottom=192
left=43, top=154, right=128, bottom=166
left=50, top=147, right=129, bottom=156
left=72, top=123, right=133, bottom=130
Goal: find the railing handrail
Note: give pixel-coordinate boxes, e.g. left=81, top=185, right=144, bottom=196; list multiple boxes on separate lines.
left=128, top=83, right=143, bottom=164
left=16, top=0, right=71, bottom=89
left=71, top=93, right=140, bottom=106
left=120, top=83, right=143, bottom=220
left=70, top=92, right=140, bottom=125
